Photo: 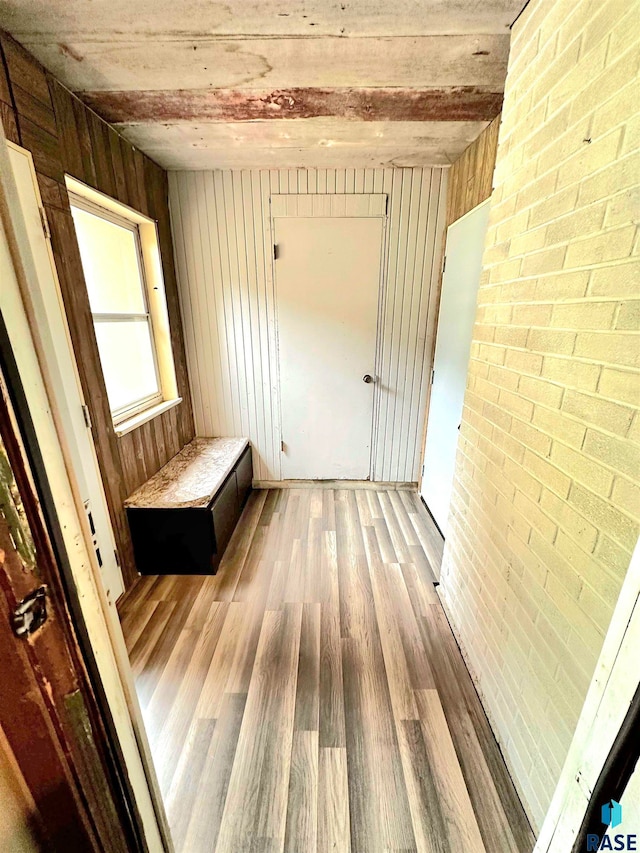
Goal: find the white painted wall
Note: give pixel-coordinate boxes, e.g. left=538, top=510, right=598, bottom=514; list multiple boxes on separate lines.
left=169, top=167, right=447, bottom=482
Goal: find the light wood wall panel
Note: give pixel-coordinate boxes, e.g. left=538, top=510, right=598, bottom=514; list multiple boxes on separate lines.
left=0, top=31, right=195, bottom=592
left=169, top=167, right=447, bottom=483
left=446, top=114, right=500, bottom=226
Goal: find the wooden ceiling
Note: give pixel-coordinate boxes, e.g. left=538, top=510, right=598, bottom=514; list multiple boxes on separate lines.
left=0, top=1, right=524, bottom=169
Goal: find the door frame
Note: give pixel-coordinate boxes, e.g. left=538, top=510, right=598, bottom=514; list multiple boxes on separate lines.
left=7, top=140, right=125, bottom=604
left=0, top=124, right=170, bottom=851
left=0, top=319, right=133, bottom=851
left=269, top=193, right=389, bottom=481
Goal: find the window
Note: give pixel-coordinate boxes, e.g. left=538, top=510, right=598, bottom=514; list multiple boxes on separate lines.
left=68, top=180, right=179, bottom=433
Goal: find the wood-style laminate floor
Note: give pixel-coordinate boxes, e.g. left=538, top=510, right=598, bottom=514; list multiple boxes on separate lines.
left=119, top=489, right=535, bottom=853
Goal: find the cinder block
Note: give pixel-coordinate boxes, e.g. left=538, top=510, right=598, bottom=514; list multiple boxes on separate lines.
left=577, top=584, right=613, bottom=637
left=574, top=331, right=640, bottom=368
left=590, top=82, right=639, bottom=149
left=534, top=270, right=590, bottom=301
left=551, top=301, right=616, bottom=331
left=511, top=303, right=554, bottom=327
left=547, top=38, right=609, bottom=116
left=530, top=529, right=581, bottom=599
left=489, top=258, right=523, bottom=284
left=529, top=185, right=580, bottom=229
left=510, top=418, right=553, bottom=457
left=598, top=367, right=640, bottom=406
left=568, top=482, right=639, bottom=552
left=588, top=261, right=640, bottom=298
left=488, top=364, right=520, bottom=391
left=519, top=375, right=565, bottom=408
left=550, top=441, right=615, bottom=495
left=528, top=328, right=577, bottom=355
left=564, top=225, right=636, bottom=268
left=615, top=299, right=640, bottom=331
left=562, top=389, right=635, bottom=435
left=523, top=449, right=572, bottom=498
left=514, top=490, right=558, bottom=541
left=577, top=151, right=640, bottom=206
left=583, top=429, right=640, bottom=480
left=540, top=488, right=599, bottom=552
left=494, top=326, right=529, bottom=347
left=541, top=355, right=601, bottom=391
left=505, top=348, right=544, bottom=375
left=532, top=405, right=587, bottom=448
left=516, top=172, right=559, bottom=213
left=569, top=46, right=640, bottom=127
left=555, top=530, right=621, bottom=608
left=611, top=476, right=640, bottom=522
left=545, top=202, right=607, bottom=247
left=595, top=533, right=633, bottom=580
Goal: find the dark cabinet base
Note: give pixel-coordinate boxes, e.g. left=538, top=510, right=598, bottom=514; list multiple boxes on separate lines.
left=127, top=445, right=253, bottom=575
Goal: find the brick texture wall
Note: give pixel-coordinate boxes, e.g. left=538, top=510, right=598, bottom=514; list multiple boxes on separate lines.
left=439, top=0, right=639, bottom=831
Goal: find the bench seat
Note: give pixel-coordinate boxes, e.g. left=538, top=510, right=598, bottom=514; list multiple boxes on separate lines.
left=125, top=437, right=253, bottom=575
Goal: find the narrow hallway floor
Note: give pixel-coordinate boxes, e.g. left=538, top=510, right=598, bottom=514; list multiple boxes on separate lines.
left=119, top=488, right=535, bottom=853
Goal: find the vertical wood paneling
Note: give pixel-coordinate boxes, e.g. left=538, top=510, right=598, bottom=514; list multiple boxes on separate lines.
left=447, top=115, right=500, bottom=226
left=0, top=31, right=194, bottom=591
left=170, top=167, right=446, bottom=482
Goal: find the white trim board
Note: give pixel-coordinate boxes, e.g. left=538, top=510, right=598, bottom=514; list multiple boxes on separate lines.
left=271, top=192, right=387, bottom=217
left=253, top=479, right=417, bottom=490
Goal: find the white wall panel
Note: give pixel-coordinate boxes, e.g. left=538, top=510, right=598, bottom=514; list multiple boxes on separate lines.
left=169, top=167, right=447, bottom=482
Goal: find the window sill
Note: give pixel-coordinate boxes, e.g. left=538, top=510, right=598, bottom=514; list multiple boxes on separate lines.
left=114, top=398, right=182, bottom=438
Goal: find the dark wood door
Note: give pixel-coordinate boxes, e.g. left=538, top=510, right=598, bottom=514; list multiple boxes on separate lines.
left=0, top=350, right=136, bottom=851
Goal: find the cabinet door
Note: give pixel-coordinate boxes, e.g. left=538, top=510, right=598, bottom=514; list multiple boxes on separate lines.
left=236, top=447, right=253, bottom=507
left=211, top=473, right=238, bottom=558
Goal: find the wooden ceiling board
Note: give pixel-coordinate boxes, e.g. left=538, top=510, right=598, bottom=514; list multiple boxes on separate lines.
left=1, top=1, right=526, bottom=38
left=0, top=0, right=522, bottom=167
left=13, top=35, right=510, bottom=93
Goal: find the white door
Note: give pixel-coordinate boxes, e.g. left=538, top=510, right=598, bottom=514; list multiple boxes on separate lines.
left=421, top=199, right=491, bottom=534
left=8, top=143, right=124, bottom=602
left=274, top=216, right=383, bottom=480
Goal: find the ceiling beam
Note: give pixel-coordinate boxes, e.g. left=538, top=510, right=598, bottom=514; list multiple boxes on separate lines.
left=83, top=87, right=503, bottom=125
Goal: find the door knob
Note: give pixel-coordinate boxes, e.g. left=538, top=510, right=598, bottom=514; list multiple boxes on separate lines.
left=363, top=374, right=375, bottom=384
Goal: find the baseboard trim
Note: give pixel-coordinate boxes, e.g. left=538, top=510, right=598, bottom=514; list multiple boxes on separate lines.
left=253, top=479, right=417, bottom=491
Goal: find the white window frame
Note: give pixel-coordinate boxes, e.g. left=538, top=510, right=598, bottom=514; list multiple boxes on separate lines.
left=66, top=177, right=181, bottom=436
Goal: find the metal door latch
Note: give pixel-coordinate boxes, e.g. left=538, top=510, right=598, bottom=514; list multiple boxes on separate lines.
left=12, top=585, right=48, bottom=638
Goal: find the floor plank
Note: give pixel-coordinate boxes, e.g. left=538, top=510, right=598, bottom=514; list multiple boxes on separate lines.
left=318, top=747, right=351, bottom=853
left=215, top=604, right=303, bottom=852
left=120, top=488, right=535, bottom=853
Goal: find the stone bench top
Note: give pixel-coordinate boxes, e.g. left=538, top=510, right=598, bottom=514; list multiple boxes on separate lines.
left=125, top=437, right=249, bottom=510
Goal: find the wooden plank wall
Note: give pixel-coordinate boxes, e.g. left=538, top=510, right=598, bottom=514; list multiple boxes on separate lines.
left=0, top=31, right=194, bottom=591
left=446, top=114, right=501, bottom=226
left=169, top=167, right=447, bottom=484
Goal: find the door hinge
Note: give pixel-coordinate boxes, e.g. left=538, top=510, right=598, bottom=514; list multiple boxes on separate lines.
left=442, top=255, right=447, bottom=274
left=430, top=368, right=435, bottom=385
left=273, top=244, right=279, bottom=261
left=81, top=404, right=92, bottom=429
left=39, top=207, right=51, bottom=241
left=12, top=585, right=48, bottom=638
left=281, top=439, right=285, bottom=453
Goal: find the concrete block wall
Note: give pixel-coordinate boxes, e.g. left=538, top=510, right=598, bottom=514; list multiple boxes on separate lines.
left=439, top=0, right=639, bottom=831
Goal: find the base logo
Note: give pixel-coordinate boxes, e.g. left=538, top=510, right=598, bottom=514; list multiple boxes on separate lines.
left=587, top=801, right=637, bottom=851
